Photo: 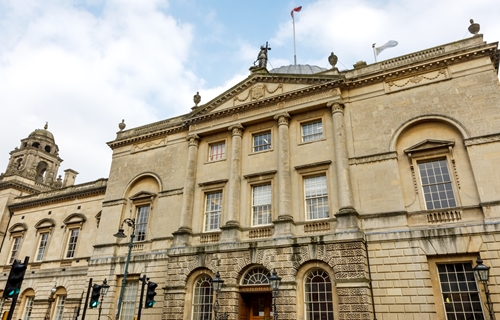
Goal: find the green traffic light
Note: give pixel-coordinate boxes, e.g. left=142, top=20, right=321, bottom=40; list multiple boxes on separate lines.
left=146, top=301, right=156, bottom=307
left=91, top=301, right=99, bottom=307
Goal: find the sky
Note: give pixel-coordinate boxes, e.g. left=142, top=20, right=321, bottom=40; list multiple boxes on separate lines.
left=1, top=0, right=500, bottom=183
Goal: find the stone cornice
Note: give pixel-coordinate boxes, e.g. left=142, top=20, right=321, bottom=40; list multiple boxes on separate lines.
left=464, top=133, right=500, bottom=146
left=349, top=152, right=398, bottom=165
left=9, top=179, right=107, bottom=211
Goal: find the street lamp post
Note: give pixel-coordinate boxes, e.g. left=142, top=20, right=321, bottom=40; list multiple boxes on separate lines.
left=114, top=218, right=136, bottom=320
left=473, top=257, right=495, bottom=320
left=211, top=272, right=228, bottom=320
left=268, top=269, right=281, bottom=320
left=98, top=279, right=110, bottom=319
left=44, top=284, right=57, bottom=320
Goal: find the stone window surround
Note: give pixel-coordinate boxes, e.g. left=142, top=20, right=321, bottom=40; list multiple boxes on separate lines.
left=404, top=140, right=460, bottom=211
left=250, top=127, right=274, bottom=154
left=183, top=269, right=216, bottom=320
left=244, top=171, right=276, bottom=228
left=207, top=140, right=227, bottom=162
left=298, top=117, right=326, bottom=145
left=427, top=254, right=486, bottom=320
left=199, top=179, right=227, bottom=233
left=7, top=223, right=27, bottom=264
left=128, top=191, right=157, bottom=243
left=295, top=161, right=332, bottom=221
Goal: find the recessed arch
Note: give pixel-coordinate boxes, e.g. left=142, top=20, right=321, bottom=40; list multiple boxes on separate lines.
left=122, top=172, right=163, bottom=199
left=389, top=114, right=470, bottom=152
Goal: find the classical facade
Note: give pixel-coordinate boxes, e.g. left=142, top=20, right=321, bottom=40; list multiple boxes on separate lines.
left=0, top=34, right=499, bottom=320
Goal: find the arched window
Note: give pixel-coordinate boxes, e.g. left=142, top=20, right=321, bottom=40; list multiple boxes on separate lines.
left=192, top=275, right=213, bottom=320
left=242, top=267, right=270, bottom=285
left=304, top=269, right=334, bottom=320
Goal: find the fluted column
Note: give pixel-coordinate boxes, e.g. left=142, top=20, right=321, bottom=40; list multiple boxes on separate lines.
left=173, top=133, right=200, bottom=247
left=220, top=124, right=244, bottom=243
left=273, top=112, right=294, bottom=237
left=328, top=100, right=359, bottom=231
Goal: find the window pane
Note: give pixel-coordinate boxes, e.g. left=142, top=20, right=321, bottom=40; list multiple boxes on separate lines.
left=305, top=175, right=329, bottom=220
left=302, top=121, right=324, bottom=142
left=122, top=280, right=138, bottom=320
left=205, top=192, right=222, bottom=231
left=192, top=275, right=213, bottom=320
left=36, top=233, right=49, bottom=261
left=23, top=297, right=34, bottom=320
left=253, top=132, right=271, bottom=152
left=253, top=184, right=272, bottom=226
left=54, top=295, right=66, bottom=320
left=136, top=205, right=150, bottom=242
left=66, top=229, right=79, bottom=258
left=438, top=262, right=485, bottom=319
left=304, top=269, right=334, bottom=320
left=209, top=142, right=225, bottom=161
left=418, top=159, right=457, bottom=210
left=9, top=237, right=21, bottom=264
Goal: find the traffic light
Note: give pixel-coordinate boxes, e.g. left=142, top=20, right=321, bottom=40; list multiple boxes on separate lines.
left=145, top=281, right=157, bottom=308
left=89, top=284, right=102, bottom=308
left=3, top=260, right=27, bottom=299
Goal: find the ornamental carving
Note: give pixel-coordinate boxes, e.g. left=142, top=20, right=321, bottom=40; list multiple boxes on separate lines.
left=385, top=68, right=450, bottom=93
left=234, top=83, right=283, bottom=105
left=228, top=123, right=244, bottom=136
left=274, top=112, right=291, bottom=126
left=186, top=134, right=200, bottom=147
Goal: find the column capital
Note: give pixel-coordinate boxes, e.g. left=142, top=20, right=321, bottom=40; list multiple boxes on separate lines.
left=327, top=100, right=345, bottom=115
left=228, top=123, right=244, bottom=137
left=274, top=112, right=291, bottom=126
left=186, top=134, right=200, bottom=147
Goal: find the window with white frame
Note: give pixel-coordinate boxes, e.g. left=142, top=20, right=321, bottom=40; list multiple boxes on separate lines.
left=135, top=205, right=150, bottom=242
left=252, top=184, right=272, bottom=226
left=304, top=269, right=334, bottom=320
left=208, top=142, right=225, bottom=161
left=65, top=228, right=79, bottom=259
left=54, top=295, right=66, bottom=320
left=253, top=131, right=271, bottom=152
left=36, top=233, right=49, bottom=261
left=437, top=262, right=484, bottom=319
left=418, top=159, right=457, bottom=210
left=121, top=280, right=138, bottom=320
left=22, top=296, right=34, bottom=320
left=304, top=175, right=329, bottom=220
left=301, top=120, right=323, bottom=142
left=192, top=275, right=213, bottom=320
left=9, top=236, right=21, bottom=264
left=204, top=192, right=222, bottom=232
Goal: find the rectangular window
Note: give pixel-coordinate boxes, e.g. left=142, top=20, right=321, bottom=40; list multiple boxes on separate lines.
left=209, top=142, right=225, bottom=161
left=302, top=120, right=323, bottom=142
left=253, top=132, right=271, bottom=152
left=122, top=280, right=138, bottom=320
left=36, top=233, right=49, bottom=261
left=23, top=296, right=34, bottom=320
left=54, top=295, right=66, bottom=320
left=135, top=205, right=150, bottom=242
left=205, top=192, right=222, bottom=232
left=418, top=159, right=457, bottom=209
left=9, top=237, right=21, bottom=264
left=437, top=262, right=484, bottom=319
left=305, top=175, right=329, bottom=220
left=252, top=184, right=272, bottom=226
left=66, top=229, right=79, bottom=258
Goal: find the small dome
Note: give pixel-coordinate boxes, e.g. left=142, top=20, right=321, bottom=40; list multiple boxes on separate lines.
left=29, top=129, right=55, bottom=140
left=269, top=64, right=328, bottom=75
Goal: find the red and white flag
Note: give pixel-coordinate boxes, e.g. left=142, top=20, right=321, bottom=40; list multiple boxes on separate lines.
left=291, top=6, right=302, bottom=18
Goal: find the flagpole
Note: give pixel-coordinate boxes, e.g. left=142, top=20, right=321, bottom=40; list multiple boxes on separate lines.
left=293, top=14, right=297, bottom=65
left=372, top=43, right=377, bottom=63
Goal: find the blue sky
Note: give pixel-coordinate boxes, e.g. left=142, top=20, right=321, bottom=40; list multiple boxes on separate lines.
left=1, top=0, right=500, bottom=182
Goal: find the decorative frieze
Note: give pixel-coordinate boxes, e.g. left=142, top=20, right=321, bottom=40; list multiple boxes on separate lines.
left=384, top=68, right=450, bottom=93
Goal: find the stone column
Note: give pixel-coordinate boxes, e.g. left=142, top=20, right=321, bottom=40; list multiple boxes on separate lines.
left=220, top=124, right=244, bottom=243
left=273, top=112, right=294, bottom=237
left=328, top=100, right=360, bottom=232
left=173, top=134, right=200, bottom=247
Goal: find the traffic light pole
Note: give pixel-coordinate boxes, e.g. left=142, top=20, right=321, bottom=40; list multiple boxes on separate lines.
left=5, top=256, right=29, bottom=320
left=81, top=278, right=92, bottom=320
left=138, top=275, right=147, bottom=320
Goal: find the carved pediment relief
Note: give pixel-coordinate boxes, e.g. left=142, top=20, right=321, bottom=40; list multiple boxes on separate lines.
left=63, top=213, right=86, bottom=226
left=9, top=223, right=27, bottom=234
left=404, top=139, right=455, bottom=155
left=34, top=218, right=55, bottom=230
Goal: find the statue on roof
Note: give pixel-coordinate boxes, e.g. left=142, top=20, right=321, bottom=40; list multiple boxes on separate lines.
left=468, top=19, right=480, bottom=35
left=254, top=42, right=271, bottom=69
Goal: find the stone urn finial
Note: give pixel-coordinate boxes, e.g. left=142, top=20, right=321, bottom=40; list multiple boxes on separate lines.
left=328, top=52, right=338, bottom=69
left=119, top=119, right=126, bottom=131
left=468, top=19, right=480, bottom=35
left=44, top=122, right=48, bottom=130
left=193, top=91, right=201, bottom=108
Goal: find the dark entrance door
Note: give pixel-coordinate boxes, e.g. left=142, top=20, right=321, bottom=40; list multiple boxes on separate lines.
left=239, top=292, right=272, bottom=320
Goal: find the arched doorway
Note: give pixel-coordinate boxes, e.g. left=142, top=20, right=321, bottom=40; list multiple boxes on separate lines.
left=238, top=267, right=273, bottom=320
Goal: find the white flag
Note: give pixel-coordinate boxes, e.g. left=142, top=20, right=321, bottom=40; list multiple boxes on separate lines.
left=374, top=40, right=398, bottom=56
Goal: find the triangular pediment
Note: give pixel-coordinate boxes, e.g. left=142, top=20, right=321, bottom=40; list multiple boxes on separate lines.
left=190, top=72, right=342, bottom=118
left=404, top=139, right=455, bottom=154
left=129, top=191, right=157, bottom=201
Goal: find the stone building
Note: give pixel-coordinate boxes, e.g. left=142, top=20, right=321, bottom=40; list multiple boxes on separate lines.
left=0, top=34, right=499, bottom=320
